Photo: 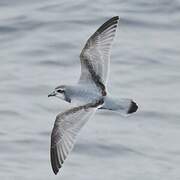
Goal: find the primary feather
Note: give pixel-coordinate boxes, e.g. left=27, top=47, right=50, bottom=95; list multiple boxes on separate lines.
left=50, top=99, right=103, bottom=174
left=79, top=16, right=119, bottom=85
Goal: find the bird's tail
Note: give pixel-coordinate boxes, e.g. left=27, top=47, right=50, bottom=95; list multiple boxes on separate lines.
left=100, top=96, right=138, bottom=115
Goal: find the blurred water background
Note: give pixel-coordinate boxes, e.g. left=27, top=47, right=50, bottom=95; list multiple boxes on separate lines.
left=0, top=0, right=180, bottom=179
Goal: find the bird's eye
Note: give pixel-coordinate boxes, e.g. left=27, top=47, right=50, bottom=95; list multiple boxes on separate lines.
left=57, top=89, right=64, bottom=93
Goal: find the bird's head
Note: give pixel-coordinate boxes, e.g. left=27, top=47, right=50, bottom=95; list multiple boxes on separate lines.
left=48, top=85, right=71, bottom=103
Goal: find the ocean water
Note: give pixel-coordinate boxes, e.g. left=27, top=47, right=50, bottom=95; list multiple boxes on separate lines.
left=1, top=0, right=180, bottom=179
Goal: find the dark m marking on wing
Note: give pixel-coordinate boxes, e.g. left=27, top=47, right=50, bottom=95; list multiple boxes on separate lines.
left=56, top=98, right=104, bottom=121
left=84, top=59, right=107, bottom=96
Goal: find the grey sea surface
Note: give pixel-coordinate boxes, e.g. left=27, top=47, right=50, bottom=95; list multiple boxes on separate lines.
left=1, top=0, right=180, bottom=179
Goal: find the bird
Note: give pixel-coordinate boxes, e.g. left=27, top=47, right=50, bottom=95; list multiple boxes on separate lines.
left=48, top=16, right=138, bottom=175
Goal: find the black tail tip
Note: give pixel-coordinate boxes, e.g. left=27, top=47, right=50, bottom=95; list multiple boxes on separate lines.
left=127, top=101, right=138, bottom=114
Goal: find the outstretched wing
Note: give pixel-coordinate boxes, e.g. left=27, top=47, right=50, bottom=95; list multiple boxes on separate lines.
left=79, top=16, right=119, bottom=85
left=50, top=99, right=104, bottom=175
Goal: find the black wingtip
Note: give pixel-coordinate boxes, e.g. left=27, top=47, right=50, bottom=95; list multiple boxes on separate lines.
left=127, top=101, right=138, bottom=114
left=51, top=146, right=61, bottom=175
left=112, top=16, right=119, bottom=20
left=53, top=169, right=59, bottom=175
left=96, top=16, right=120, bottom=34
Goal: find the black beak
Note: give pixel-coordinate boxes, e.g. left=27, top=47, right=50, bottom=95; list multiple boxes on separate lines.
left=48, top=91, right=57, bottom=97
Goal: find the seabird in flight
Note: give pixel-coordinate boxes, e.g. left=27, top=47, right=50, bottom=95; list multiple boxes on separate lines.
left=48, top=16, right=138, bottom=175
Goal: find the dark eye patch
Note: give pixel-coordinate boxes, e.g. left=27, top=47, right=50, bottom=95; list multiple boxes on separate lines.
left=57, top=89, right=64, bottom=93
